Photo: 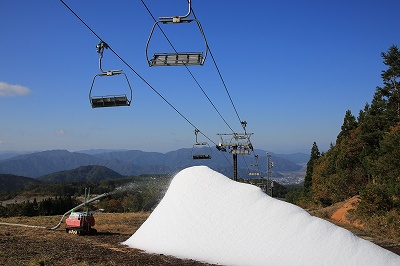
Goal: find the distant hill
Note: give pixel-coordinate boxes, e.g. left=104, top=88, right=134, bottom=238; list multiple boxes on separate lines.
left=270, top=152, right=309, bottom=164
left=0, top=151, right=36, bottom=161
left=38, top=165, right=124, bottom=184
left=0, top=149, right=305, bottom=178
left=0, top=174, right=42, bottom=192
left=0, top=150, right=170, bottom=178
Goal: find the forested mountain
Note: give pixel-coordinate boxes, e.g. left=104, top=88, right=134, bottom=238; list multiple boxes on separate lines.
left=38, top=165, right=123, bottom=184
left=0, top=150, right=170, bottom=178
left=0, top=151, right=36, bottom=161
left=288, top=45, right=400, bottom=238
left=272, top=152, right=309, bottom=164
left=310, top=46, right=400, bottom=207
left=0, top=148, right=304, bottom=178
left=0, top=174, right=42, bottom=192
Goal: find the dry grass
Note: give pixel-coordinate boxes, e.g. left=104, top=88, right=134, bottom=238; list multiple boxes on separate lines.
left=0, top=215, right=60, bottom=227
left=0, top=213, right=214, bottom=266
left=94, top=212, right=150, bottom=235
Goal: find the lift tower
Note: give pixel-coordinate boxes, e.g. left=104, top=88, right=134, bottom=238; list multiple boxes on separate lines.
left=216, top=122, right=253, bottom=181
left=266, top=152, right=274, bottom=196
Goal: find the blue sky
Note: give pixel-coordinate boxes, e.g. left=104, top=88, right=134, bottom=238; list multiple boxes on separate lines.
left=1, top=0, right=399, bottom=154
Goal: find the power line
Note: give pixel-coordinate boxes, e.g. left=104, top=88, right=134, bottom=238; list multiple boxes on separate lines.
left=190, top=5, right=264, bottom=176
left=140, top=0, right=257, bottom=178
left=140, top=0, right=236, bottom=134
left=58, top=0, right=216, bottom=147
left=58, top=0, right=265, bottom=176
left=141, top=0, right=262, bottom=179
left=190, top=7, right=244, bottom=130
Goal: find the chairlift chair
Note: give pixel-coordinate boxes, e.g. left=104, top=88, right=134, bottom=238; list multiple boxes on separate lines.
left=145, top=0, right=208, bottom=67
left=248, top=155, right=261, bottom=176
left=248, top=171, right=261, bottom=176
left=192, top=129, right=212, bottom=160
left=89, top=41, right=132, bottom=108
left=229, top=134, right=253, bottom=155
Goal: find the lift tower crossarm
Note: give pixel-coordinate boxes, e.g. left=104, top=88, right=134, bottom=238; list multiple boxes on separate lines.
left=216, top=131, right=254, bottom=181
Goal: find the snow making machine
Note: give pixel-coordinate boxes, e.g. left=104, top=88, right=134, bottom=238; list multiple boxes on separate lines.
left=65, top=211, right=97, bottom=235
left=48, top=190, right=111, bottom=236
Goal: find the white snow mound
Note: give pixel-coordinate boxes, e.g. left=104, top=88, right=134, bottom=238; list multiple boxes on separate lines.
left=123, top=166, right=400, bottom=266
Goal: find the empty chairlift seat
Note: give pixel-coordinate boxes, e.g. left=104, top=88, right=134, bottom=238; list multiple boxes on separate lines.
left=89, top=71, right=133, bottom=109
left=150, top=52, right=204, bottom=67
left=248, top=171, right=261, bottom=176
left=90, top=94, right=130, bottom=108
left=192, top=153, right=212, bottom=160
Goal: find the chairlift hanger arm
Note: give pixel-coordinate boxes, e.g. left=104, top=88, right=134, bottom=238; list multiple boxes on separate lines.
left=89, top=41, right=133, bottom=108
left=194, top=129, right=200, bottom=143
left=159, top=0, right=192, bottom=23
left=96, top=41, right=123, bottom=74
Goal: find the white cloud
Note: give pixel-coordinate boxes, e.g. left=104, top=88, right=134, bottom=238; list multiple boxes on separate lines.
left=0, top=81, right=31, bottom=97
left=55, top=129, right=67, bottom=136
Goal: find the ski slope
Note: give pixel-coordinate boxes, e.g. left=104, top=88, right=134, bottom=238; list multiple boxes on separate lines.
left=123, top=166, right=400, bottom=266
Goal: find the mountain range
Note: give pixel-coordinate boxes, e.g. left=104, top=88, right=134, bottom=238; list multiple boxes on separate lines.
left=0, top=148, right=308, bottom=179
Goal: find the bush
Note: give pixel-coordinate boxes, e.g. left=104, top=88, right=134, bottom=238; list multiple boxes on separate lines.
left=356, top=183, right=393, bottom=217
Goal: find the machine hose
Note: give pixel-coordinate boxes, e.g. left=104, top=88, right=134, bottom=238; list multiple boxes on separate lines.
left=48, top=192, right=111, bottom=230
left=0, top=192, right=111, bottom=230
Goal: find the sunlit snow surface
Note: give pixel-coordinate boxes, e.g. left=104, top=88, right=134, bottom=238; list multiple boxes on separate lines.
left=123, top=166, right=400, bottom=266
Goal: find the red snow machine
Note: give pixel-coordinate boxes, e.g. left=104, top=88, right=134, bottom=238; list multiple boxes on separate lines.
left=65, top=211, right=97, bottom=235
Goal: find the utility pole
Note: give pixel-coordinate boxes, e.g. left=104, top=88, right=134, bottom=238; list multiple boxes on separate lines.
left=266, top=152, right=274, bottom=196
left=216, top=122, right=253, bottom=181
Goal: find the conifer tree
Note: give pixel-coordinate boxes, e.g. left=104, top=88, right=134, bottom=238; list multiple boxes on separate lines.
left=304, top=142, right=320, bottom=190
left=380, top=45, right=400, bottom=118
left=360, top=45, right=400, bottom=176
left=337, top=110, right=357, bottom=142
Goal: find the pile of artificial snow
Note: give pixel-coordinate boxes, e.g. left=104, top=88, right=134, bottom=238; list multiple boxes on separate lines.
left=123, top=166, right=400, bottom=266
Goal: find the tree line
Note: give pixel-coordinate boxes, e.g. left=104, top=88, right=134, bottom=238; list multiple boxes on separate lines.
left=286, top=45, right=400, bottom=237
left=0, top=196, right=80, bottom=217
left=0, top=174, right=172, bottom=217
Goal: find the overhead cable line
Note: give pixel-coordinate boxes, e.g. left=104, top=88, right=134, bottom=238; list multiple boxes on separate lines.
left=190, top=7, right=244, bottom=130
left=59, top=0, right=268, bottom=176
left=140, top=0, right=248, bottom=176
left=190, top=5, right=264, bottom=177
left=140, top=0, right=235, bottom=134
left=58, top=0, right=218, bottom=148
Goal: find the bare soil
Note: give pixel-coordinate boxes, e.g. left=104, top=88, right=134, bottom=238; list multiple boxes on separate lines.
left=0, top=210, right=399, bottom=266
left=0, top=213, right=215, bottom=266
left=309, top=196, right=400, bottom=256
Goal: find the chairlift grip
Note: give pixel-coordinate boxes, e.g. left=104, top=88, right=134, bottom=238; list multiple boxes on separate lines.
left=159, top=0, right=192, bottom=21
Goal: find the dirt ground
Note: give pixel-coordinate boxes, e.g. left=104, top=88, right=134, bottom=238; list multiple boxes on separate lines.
left=0, top=213, right=215, bottom=266
left=309, top=196, right=400, bottom=256
left=0, top=211, right=399, bottom=266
